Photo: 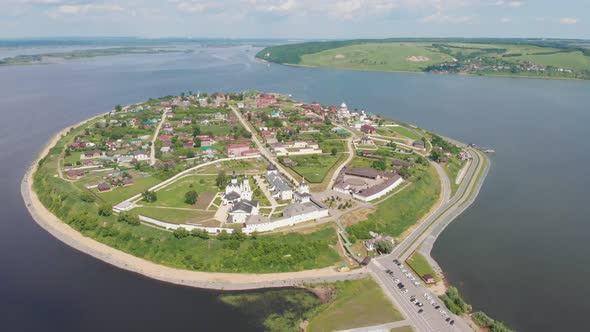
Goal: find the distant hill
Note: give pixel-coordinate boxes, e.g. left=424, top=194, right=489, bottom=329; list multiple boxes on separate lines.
left=256, top=38, right=590, bottom=80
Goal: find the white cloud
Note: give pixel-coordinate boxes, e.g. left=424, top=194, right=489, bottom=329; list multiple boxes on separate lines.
left=421, top=13, right=473, bottom=23
left=50, top=3, right=124, bottom=16
left=500, top=17, right=512, bottom=23
left=491, top=1, right=524, bottom=7
left=173, top=0, right=218, bottom=13
left=559, top=17, right=578, bottom=25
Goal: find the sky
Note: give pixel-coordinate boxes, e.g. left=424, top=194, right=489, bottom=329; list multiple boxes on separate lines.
left=1, top=0, right=588, bottom=39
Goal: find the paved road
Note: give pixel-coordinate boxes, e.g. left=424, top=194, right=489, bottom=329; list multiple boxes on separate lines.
left=229, top=105, right=300, bottom=184
left=366, top=148, right=484, bottom=332
left=150, top=109, right=168, bottom=166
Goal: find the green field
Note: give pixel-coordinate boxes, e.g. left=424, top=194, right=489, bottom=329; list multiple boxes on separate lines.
left=406, top=252, right=439, bottom=282
left=390, top=327, right=414, bottom=332
left=141, top=174, right=218, bottom=209
left=133, top=206, right=216, bottom=224
left=347, top=165, right=440, bottom=241
left=301, top=43, right=454, bottom=72
left=95, top=176, right=161, bottom=205
left=288, top=154, right=343, bottom=183
left=307, top=278, right=403, bottom=332
left=318, top=139, right=346, bottom=153
left=376, top=126, right=422, bottom=141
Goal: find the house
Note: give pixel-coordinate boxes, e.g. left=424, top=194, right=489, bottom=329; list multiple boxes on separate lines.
left=422, top=274, right=436, bottom=284
left=226, top=142, right=251, bottom=157
left=364, top=235, right=395, bottom=252
left=182, top=118, right=192, bottom=125
left=132, top=150, right=150, bottom=162
left=255, top=94, right=276, bottom=108
left=81, top=150, right=103, bottom=160
left=66, top=169, right=85, bottom=179
left=359, top=135, right=373, bottom=145
left=122, top=178, right=134, bottom=186
left=160, top=146, right=171, bottom=153
left=412, top=140, right=425, bottom=149
left=361, top=124, right=376, bottom=134
left=183, top=142, right=194, bottom=149
left=97, top=183, right=111, bottom=192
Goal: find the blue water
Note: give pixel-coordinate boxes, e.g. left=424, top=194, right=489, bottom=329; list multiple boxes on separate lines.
left=0, top=44, right=588, bottom=331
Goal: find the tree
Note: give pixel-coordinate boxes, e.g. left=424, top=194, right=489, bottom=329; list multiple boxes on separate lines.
left=193, top=138, right=201, bottom=147
left=115, top=104, right=122, bottom=112
left=216, top=171, right=228, bottom=189
left=331, top=147, right=338, bottom=156
left=117, top=212, right=140, bottom=226
left=375, top=240, right=394, bottom=254
left=371, top=159, right=387, bottom=171
left=324, top=117, right=332, bottom=125
left=184, top=190, right=198, bottom=205
left=98, top=204, right=113, bottom=216
left=190, top=228, right=209, bottom=239
left=192, top=126, right=201, bottom=136
left=80, top=191, right=96, bottom=203
left=173, top=227, right=190, bottom=239
left=142, top=190, right=157, bottom=202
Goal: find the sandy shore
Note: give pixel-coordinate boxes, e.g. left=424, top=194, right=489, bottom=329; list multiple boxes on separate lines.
left=20, top=119, right=367, bottom=290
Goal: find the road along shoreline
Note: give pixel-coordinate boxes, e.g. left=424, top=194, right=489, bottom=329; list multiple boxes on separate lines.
left=20, top=121, right=367, bottom=291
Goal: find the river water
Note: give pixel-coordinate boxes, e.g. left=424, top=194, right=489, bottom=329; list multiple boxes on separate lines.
left=1, top=45, right=588, bottom=331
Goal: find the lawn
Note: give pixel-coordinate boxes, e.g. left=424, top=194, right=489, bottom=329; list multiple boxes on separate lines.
left=194, top=158, right=267, bottom=174
left=390, top=327, right=414, bottom=332
left=307, top=278, right=404, bottom=332
left=443, top=156, right=466, bottom=196
left=377, top=126, right=422, bottom=141
left=288, top=154, right=343, bottom=183
left=96, top=176, right=161, bottom=205
left=406, top=252, right=440, bottom=282
left=346, top=165, right=441, bottom=241
left=319, top=139, right=346, bottom=153
left=132, top=206, right=216, bottom=224
left=141, top=174, right=218, bottom=209
left=301, top=42, right=454, bottom=72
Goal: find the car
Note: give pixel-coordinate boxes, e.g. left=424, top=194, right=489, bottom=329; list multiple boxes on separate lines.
left=401, top=268, right=407, bottom=273
left=445, top=317, right=451, bottom=322
left=434, top=305, right=441, bottom=309
left=403, top=289, right=409, bottom=293
left=410, top=276, right=416, bottom=281
left=410, top=297, right=416, bottom=302
left=394, top=279, right=400, bottom=283
left=430, top=300, right=436, bottom=305
left=386, top=269, right=392, bottom=274
left=393, top=259, right=400, bottom=265
left=418, top=303, right=424, bottom=307
left=440, top=310, right=447, bottom=315
left=450, top=320, right=455, bottom=325
left=397, top=282, right=404, bottom=287
left=423, top=292, right=429, bottom=298
left=399, top=264, right=404, bottom=269
left=418, top=309, right=423, bottom=313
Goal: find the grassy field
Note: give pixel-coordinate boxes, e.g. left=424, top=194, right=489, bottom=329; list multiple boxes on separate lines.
left=95, top=176, right=161, bottom=205
left=390, top=327, right=414, bottom=332
left=346, top=165, right=440, bottom=241
left=319, top=139, right=346, bottom=153
left=288, top=154, right=343, bottom=183
left=193, top=158, right=267, bottom=174
left=133, top=206, right=216, bottom=224
left=301, top=43, right=454, bottom=72
left=141, top=174, right=218, bottom=209
left=444, top=157, right=466, bottom=196
left=376, top=126, right=422, bottom=141
left=307, top=278, right=403, bottom=332
left=406, top=252, right=439, bottom=282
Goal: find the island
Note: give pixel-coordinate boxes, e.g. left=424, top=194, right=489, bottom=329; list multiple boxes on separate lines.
left=256, top=38, right=590, bottom=80
left=22, top=91, right=505, bottom=331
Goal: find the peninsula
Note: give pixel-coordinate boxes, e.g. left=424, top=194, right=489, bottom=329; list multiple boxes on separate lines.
left=256, top=38, right=590, bottom=80
left=23, top=91, right=497, bottom=331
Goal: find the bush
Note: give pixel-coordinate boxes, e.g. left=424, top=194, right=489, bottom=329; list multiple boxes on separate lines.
left=173, top=227, right=190, bottom=239
left=439, top=287, right=471, bottom=315
left=98, top=204, right=113, bottom=216
left=117, top=212, right=140, bottom=226
left=80, top=191, right=96, bottom=203
left=142, top=190, right=157, bottom=202
left=190, top=228, right=210, bottom=239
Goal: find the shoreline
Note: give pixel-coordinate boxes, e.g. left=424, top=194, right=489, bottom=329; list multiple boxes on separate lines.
left=20, top=120, right=367, bottom=291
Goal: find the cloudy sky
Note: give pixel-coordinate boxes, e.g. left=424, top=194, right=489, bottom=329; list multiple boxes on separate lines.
left=2, top=0, right=588, bottom=39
